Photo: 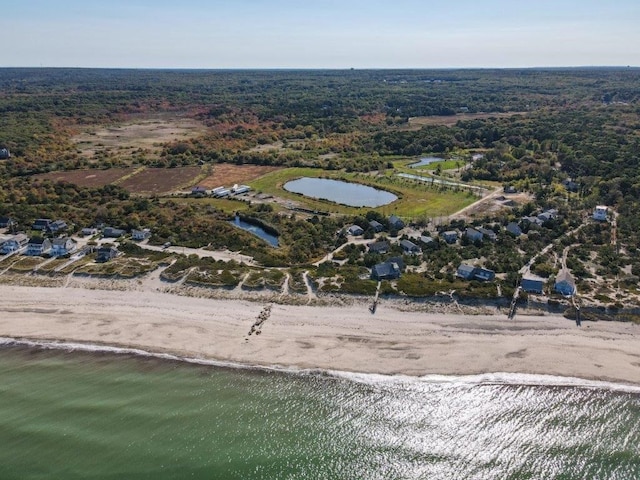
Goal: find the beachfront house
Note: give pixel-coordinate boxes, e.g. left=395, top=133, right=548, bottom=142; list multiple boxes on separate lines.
left=97, top=246, right=119, bottom=262
left=554, top=270, right=576, bottom=296
left=456, top=264, right=477, bottom=280
left=521, top=275, right=545, bottom=294
left=50, top=237, right=77, bottom=256
left=132, top=228, right=151, bottom=241
left=347, top=225, right=364, bottom=236
left=371, top=261, right=401, bottom=281
left=593, top=206, right=608, bottom=221
left=368, top=240, right=390, bottom=254
left=456, top=263, right=495, bottom=282
left=1, top=233, right=29, bottom=254
left=26, top=237, right=51, bottom=256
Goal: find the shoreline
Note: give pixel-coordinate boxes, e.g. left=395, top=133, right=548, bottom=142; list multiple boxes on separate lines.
left=1, top=283, right=639, bottom=387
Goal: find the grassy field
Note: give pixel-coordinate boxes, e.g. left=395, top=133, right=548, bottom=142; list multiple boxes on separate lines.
left=250, top=167, right=477, bottom=218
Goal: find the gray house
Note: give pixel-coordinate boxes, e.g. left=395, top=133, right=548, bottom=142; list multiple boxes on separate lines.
left=521, top=275, right=545, bottom=294
left=554, top=270, right=576, bottom=296
left=132, top=228, right=151, bottom=241
left=441, top=230, right=458, bottom=244
left=97, top=246, right=119, bottom=262
left=368, top=240, right=390, bottom=254
left=347, top=225, right=364, bottom=236
left=368, top=220, right=384, bottom=233
left=506, top=222, right=522, bottom=237
left=1, top=233, right=29, bottom=254
left=400, top=239, right=421, bottom=254
left=50, top=237, right=77, bottom=256
left=32, top=219, right=52, bottom=231
left=388, top=215, right=405, bottom=230
left=0, top=148, right=10, bottom=159
left=478, top=227, right=497, bottom=242
left=103, top=227, right=125, bottom=238
left=371, top=261, right=401, bottom=281
left=456, top=264, right=477, bottom=280
left=26, top=237, right=51, bottom=256
left=465, top=227, right=483, bottom=243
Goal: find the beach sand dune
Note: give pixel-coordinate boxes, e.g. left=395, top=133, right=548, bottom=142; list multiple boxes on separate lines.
left=1, top=284, right=639, bottom=386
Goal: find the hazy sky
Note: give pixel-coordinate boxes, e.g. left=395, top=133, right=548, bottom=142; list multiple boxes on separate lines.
left=4, top=0, right=640, bottom=68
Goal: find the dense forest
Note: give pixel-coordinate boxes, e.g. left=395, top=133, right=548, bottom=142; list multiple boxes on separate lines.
left=0, top=68, right=639, bottom=305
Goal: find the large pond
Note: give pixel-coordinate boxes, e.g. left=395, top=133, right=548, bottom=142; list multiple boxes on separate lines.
left=409, top=156, right=445, bottom=168
left=283, top=177, right=397, bottom=208
left=230, top=216, right=279, bottom=247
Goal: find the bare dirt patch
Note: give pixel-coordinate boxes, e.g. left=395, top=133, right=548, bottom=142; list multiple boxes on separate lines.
left=34, top=168, right=136, bottom=188
left=405, top=112, right=526, bottom=130
left=118, top=166, right=204, bottom=194
left=72, top=118, right=207, bottom=159
left=197, top=164, right=282, bottom=189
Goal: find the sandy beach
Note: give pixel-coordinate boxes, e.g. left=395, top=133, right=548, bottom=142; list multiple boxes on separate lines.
left=1, top=283, right=639, bottom=386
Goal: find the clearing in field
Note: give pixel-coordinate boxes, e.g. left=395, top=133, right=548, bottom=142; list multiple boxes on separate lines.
left=406, top=112, right=526, bottom=129
left=33, top=168, right=137, bottom=188
left=119, top=166, right=204, bottom=194
left=197, top=164, right=282, bottom=189
left=72, top=118, right=207, bottom=159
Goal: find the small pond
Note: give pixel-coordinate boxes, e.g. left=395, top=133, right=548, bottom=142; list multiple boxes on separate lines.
left=230, top=217, right=279, bottom=247
left=283, top=177, right=397, bottom=208
left=409, top=156, right=445, bottom=168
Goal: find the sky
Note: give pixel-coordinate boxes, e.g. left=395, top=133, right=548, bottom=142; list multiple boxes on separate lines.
left=3, top=0, right=640, bottom=68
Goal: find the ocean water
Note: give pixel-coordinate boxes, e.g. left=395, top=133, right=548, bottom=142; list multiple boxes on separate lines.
left=0, top=342, right=639, bottom=480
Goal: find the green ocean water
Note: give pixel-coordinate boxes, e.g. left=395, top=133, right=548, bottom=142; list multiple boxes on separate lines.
left=0, top=344, right=639, bottom=480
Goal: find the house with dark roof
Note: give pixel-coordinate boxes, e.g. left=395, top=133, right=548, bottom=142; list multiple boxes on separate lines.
left=400, top=239, right=421, bottom=254
left=368, top=240, right=390, bottom=254
left=26, top=237, right=51, bottom=256
left=456, top=263, right=495, bottom=282
left=368, top=220, right=384, bottom=233
left=97, top=246, right=119, bottom=262
left=562, top=178, right=579, bottom=192
left=465, top=227, right=483, bottom=243
left=347, top=225, right=364, bottom=236
left=103, top=227, right=125, bottom=238
left=506, top=222, right=522, bottom=237
left=47, top=220, right=68, bottom=233
left=191, top=186, right=208, bottom=196
left=371, top=261, right=401, bottom=281
left=420, top=235, right=435, bottom=245
left=456, top=264, right=477, bottom=280
left=478, top=227, right=497, bottom=242
left=388, top=215, right=405, bottom=230
left=441, top=230, right=458, bottom=244
left=0, top=217, right=15, bottom=229
left=554, top=270, right=576, bottom=296
left=0, top=148, right=10, bottom=159
left=32, top=219, right=52, bottom=231
left=521, top=275, right=545, bottom=294
left=50, top=237, right=77, bottom=256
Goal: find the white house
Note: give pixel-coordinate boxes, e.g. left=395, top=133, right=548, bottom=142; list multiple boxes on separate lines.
left=593, top=206, right=608, bottom=221
left=50, top=237, right=77, bottom=256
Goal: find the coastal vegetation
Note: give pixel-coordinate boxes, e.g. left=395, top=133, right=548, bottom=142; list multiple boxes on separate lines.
left=1, top=68, right=640, bottom=313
